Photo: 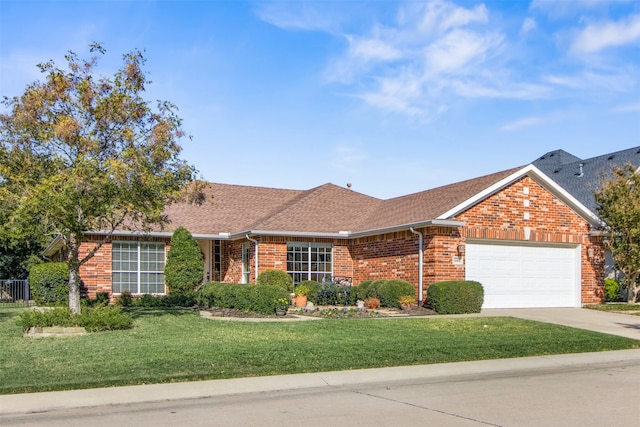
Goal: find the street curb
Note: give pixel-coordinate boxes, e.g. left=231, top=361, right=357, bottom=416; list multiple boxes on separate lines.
left=2, top=348, right=640, bottom=416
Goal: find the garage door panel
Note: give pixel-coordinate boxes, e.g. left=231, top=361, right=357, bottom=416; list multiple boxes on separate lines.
left=465, top=242, right=580, bottom=309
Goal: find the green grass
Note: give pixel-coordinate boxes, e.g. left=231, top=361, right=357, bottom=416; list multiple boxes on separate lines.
left=1, top=307, right=638, bottom=394
left=585, top=303, right=640, bottom=315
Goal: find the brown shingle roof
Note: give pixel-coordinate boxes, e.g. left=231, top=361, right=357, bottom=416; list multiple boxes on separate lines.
left=162, top=183, right=305, bottom=235
left=358, top=166, right=522, bottom=231
left=158, top=166, right=525, bottom=236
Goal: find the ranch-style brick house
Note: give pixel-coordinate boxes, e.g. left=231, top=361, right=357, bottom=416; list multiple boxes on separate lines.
left=44, top=147, right=640, bottom=308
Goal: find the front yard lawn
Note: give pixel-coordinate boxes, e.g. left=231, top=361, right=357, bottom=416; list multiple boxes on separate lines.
left=584, top=303, right=640, bottom=315
left=1, top=307, right=638, bottom=394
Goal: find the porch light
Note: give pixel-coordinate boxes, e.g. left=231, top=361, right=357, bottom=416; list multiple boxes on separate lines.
left=457, top=244, right=466, bottom=256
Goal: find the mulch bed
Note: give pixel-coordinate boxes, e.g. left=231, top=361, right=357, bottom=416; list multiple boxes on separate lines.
left=202, top=305, right=437, bottom=319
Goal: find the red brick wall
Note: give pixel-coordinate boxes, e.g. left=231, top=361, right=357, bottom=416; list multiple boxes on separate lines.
left=456, top=176, right=604, bottom=304
left=351, top=227, right=464, bottom=301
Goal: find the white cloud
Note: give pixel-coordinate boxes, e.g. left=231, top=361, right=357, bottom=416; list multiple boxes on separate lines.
left=520, top=17, right=537, bottom=35
left=254, top=1, right=341, bottom=33
left=425, top=29, right=503, bottom=75
left=499, top=116, right=543, bottom=132
left=611, top=102, right=640, bottom=113
left=348, top=36, right=402, bottom=62
left=414, top=0, right=488, bottom=34
left=543, top=70, right=635, bottom=92
left=571, top=14, right=640, bottom=54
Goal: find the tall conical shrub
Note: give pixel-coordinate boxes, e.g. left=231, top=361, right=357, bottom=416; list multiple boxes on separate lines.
left=165, top=227, right=204, bottom=294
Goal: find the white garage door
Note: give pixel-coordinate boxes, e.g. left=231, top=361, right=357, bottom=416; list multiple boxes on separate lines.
left=465, top=241, right=581, bottom=309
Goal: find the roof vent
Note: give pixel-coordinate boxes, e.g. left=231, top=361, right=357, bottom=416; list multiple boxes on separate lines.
left=553, top=169, right=561, bottom=174
left=636, top=148, right=640, bottom=154
left=608, top=155, right=615, bottom=160
left=575, top=163, right=584, bottom=177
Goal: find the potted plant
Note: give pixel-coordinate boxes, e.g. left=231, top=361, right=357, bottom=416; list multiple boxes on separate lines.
left=274, top=298, right=289, bottom=316
left=294, top=284, right=310, bottom=307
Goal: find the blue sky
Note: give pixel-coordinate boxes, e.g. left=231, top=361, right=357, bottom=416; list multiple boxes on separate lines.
left=1, top=0, right=639, bottom=199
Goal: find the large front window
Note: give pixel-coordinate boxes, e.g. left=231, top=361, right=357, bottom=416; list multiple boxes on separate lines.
left=112, top=241, right=166, bottom=294
left=287, top=243, right=332, bottom=284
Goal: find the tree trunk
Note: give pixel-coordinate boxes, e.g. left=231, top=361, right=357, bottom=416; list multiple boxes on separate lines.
left=624, top=271, right=639, bottom=303
left=627, top=283, right=638, bottom=304
left=67, top=234, right=82, bottom=314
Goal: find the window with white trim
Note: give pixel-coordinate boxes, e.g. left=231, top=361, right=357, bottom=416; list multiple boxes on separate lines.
left=112, top=241, right=166, bottom=294
left=242, top=242, right=251, bottom=284
left=286, top=243, right=332, bottom=284
left=212, top=240, right=222, bottom=282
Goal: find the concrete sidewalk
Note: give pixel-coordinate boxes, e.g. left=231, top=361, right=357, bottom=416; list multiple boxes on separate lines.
left=2, top=307, right=639, bottom=416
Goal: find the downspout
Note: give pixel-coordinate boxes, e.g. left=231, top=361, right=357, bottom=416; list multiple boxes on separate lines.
left=245, top=235, right=259, bottom=284
left=409, top=227, right=424, bottom=306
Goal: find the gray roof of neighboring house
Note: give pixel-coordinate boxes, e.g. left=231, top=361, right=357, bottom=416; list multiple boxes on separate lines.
left=533, top=146, right=640, bottom=213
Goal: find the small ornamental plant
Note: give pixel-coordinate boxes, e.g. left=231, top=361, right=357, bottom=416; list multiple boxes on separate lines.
left=364, top=297, right=380, bottom=309
left=294, top=284, right=311, bottom=297
left=275, top=298, right=290, bottom=311
left=399, top=295, right=416, bottom=309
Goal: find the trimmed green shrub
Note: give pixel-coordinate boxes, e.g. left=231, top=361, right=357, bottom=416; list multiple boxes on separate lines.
left=604, top=279, right=622, bottom=302
left=81, top=292, right=110, bottom=308
left=250, top=285, right=289, bottom=314
left=29, top=262, right=69, bottom=306
left=165, top=227, right=204, bottom=294
left=77, top=306, right=133, bottom=332
left=17, top=306, right=133, bottom=332
left=426, top=280, right=484, bottom=314
left=257, top=270, right=293, bottom=293
left=197, top=282, right=289, bottom=315
left=132, top=292, right=197, bottom=308
left=116, top=291, right=133, bottom=307
left=354, top=280, right=373, bottom=301
left=375, top=280, right=416, bottom=308
left=197, top=282, right=227, bottom=307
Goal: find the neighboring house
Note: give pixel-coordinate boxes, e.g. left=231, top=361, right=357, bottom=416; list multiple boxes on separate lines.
left=533, top=146, right=640, bottom=281
left=45, top=148, right=640, bottom=309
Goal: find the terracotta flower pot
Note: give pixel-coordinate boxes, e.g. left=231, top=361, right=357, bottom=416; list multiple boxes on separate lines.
left=295, top=295, right=308, bottom=307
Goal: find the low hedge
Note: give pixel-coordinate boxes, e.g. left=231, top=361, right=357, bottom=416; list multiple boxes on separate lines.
left=198, top=282, right=289, bottom=315
left=29, top=262, right=69, bottom=306
left=426, top=280, right=484, bottom=314
left=130, top=292, right=198, bottom=308
left=17, top=306, right=133, bottom=332
left=257, top=270, right=293, bottom=293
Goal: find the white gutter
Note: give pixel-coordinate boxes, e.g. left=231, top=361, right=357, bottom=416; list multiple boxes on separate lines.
left=245, top=234, right=259, bottom=284
left=229, top=220, right=464, bottom=241
left=85, top=230, right=233, bottom=240
left=42, top=235, right=65, bottom=257
left=409, top=227, right=424, bottom=306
